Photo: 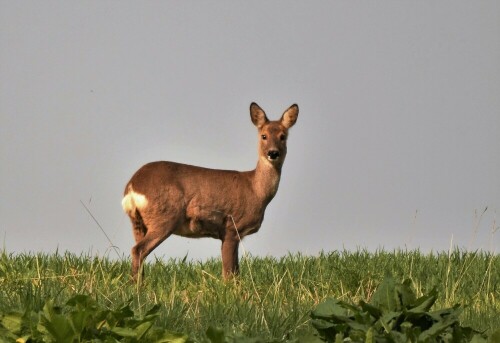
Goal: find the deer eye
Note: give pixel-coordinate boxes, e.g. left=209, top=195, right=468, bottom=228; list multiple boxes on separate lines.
left=280, top=134, right=286, bottom=141
left=261, top=134, right=267, bottom=140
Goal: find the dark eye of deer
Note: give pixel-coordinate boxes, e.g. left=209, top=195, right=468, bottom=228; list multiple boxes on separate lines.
left=261, top=134, right=267, bottom=140
left=280, top=134, right=286, bottom=141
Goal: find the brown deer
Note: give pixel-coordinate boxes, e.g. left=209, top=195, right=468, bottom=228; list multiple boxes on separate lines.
left=122, top=103, right=299, bottom=280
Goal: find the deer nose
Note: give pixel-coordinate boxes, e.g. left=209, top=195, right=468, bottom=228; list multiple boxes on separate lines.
left=267, top=150, right=280, bottom=160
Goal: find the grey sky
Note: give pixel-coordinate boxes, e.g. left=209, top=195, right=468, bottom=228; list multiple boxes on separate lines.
left=1, top=1, right=499, bottom=261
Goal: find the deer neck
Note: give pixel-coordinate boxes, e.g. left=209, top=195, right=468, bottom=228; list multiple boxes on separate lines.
left=251, top=157, right=282, bottom=203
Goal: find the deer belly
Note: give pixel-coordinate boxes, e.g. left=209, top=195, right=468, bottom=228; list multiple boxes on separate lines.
left=175, top=207, right=225, bottom=239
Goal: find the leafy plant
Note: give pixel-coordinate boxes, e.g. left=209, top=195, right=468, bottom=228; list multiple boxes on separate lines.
left=310, top=276, right=497, bottom=343
left=0, top=294, right=189, bottom=342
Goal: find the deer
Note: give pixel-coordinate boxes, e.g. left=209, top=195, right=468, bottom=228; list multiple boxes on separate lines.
left=122, top=102, right=299, bottom=280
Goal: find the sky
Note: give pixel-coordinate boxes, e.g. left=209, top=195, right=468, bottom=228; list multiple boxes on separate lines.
left=1, top=1, right=499, bottom=262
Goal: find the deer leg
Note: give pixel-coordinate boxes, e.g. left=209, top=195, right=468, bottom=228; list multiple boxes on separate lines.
left=132, top=210, right=147, bottom=243
left=127, top=211, right=148, bottom=280
left=131, top=220, right=147, bottom=281
left=221, top=232, right=240, bottom=279
left=131, top=221, right=176, bottom=281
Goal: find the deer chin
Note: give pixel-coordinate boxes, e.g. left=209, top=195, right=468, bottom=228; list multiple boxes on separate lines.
left=261, top=155, right=281, bottom=165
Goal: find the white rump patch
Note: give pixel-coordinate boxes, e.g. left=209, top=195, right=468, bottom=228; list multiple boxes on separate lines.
left=121, top=186, right=148, bottom=215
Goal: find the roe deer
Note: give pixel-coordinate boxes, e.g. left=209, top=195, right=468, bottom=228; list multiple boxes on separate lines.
left=122, top=103, right=299, bottom=280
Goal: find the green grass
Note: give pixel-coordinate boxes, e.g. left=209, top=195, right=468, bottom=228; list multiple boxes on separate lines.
left=0, top=249, right=498, bottom=341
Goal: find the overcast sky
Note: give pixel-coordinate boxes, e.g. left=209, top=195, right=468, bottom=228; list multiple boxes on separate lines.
left=1, top=1, right=499, bottom=261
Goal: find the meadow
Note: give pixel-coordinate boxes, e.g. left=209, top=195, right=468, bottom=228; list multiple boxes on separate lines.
left=0, top=248, right=498, bottom=341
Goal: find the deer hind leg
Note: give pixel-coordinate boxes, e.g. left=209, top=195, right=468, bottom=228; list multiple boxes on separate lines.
left=131, top=210, right=147, bottom=243
left=131, top=219, right=178, bottom=281
left=128, top=210, right=147, bottom=281
left=221, top=231, right=240, bottom=280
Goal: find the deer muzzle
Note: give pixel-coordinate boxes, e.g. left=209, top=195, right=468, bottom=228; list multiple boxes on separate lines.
left=267, top=150, right=280, bottom=160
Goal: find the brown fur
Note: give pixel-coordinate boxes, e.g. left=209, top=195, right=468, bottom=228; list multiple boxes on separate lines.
left=122, top=103, right=299, bottom=280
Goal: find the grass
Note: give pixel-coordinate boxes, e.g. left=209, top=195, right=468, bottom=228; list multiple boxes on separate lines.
left=0, top=249, right=498, bottom=341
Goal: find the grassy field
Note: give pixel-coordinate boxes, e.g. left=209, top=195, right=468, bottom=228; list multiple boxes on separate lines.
left=0, top=249, right=498, bottom=341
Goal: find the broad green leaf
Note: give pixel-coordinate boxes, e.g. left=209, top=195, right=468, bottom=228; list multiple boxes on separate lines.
left=311, top=318, right=335, bottom=330
left=1, top=312, right=23, bottom=335
left=348, top=328, right=367, bottom=342
left=311, top=298, right=349, bottom=319
left=0, top=326, right=17, bottom=341
left=110, top=303, right=134, bottom=323
left=346, top=320, right=369, bottom=332
left=396, top=279, right=417, bottom=307
left=142, top=313, right=160, bottom=324
left=359, top=301, right=382, bottom=319
left=365, top=327, right=374, bottom=343
left=111, top=326, right=137, bottom=337
left=409, top=288, right=437, bottom=313
left=154, top=331, right=190, bottom=343
left=94, top=309, right=112, bottom=328
left=38, top=300, right=77, bottom=342
left=371, top=276, right=418, bottom=314
left=418, top=315, right=456, bottom=341
left=370, top=276, right=399, bottom=312
left=428, top=305, right=460, bottom=322
left=145, top=304, right=162, bottom=317
left=388, top=330, right=410, bottom=343
left=68, top=308, right=90, bottom=336
left=66, top=294, right=95, bottom=309
left=403, top=312, right=434, bottom=331
left=379, top=311, right=400, bottom=332
left=135, top=321, right=154, bottom=340
left=39, top=311, right=76, bottom=343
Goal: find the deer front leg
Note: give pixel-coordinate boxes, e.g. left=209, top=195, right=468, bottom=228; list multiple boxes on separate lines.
left=221, top=232, right=240, bottom=279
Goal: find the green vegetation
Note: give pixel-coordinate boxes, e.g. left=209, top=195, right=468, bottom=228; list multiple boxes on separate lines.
left=311, top=276, right=497, bottom=342
left=0, top=249, right=498, bottom=342
left=0, top=294, right=188, bottom=342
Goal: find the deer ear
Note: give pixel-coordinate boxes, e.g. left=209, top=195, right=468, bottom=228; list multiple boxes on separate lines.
left=280, top=104, right=298, bottom=129
left=250, top=102, right=269, bottom=129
